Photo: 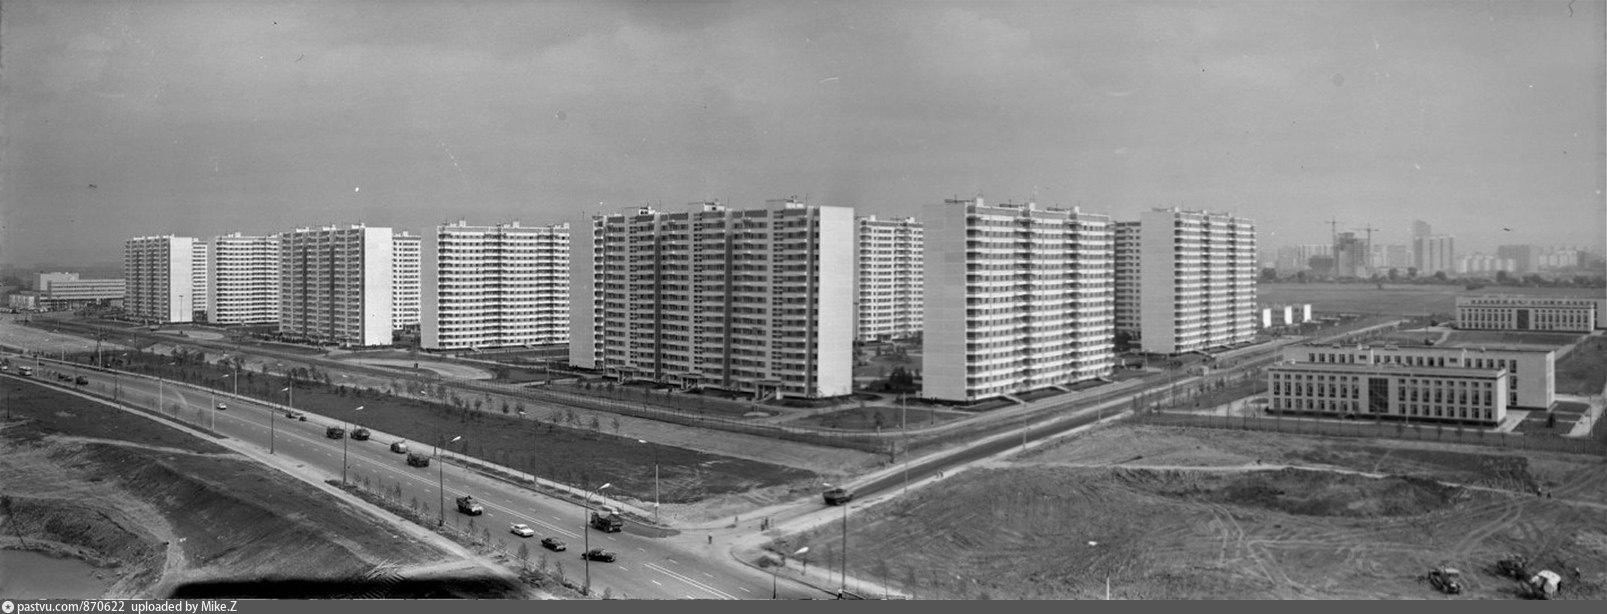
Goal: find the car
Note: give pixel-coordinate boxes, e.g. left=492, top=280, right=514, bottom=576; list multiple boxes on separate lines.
left=215, top=402, right=227, bottom=410
left=351, top=428, right=371, bottom=441
left=390, top=441, right=410, bottom=454
left=541, top=537, right=566, bottom=552
left=581, top=548, right=616, bottom=562
left=286, top=411, right=306, bottom=421
left=75, top=376, right=89, bottom=386
left=510, top=523, right=535, bottom=538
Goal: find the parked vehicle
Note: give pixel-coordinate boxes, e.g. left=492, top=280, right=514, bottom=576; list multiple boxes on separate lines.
left=76, top=376, right=90, bottom=386
left=1426, top=567, right=1463, bottom=595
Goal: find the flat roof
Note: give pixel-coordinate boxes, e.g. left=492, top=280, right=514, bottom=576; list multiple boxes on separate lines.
left=1270, top=362, right=1506, bottom=378
left=1290, top=343, right=1551, bottom=355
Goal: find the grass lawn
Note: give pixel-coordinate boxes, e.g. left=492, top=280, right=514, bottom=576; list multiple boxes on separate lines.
left=786, top=405, right=963, bottom=430
left=1511, top=411, right=1580, bottom=435
left=1556, top=336, right=1607, bottom=395
left=1441, top=330, right=1583, bottom=349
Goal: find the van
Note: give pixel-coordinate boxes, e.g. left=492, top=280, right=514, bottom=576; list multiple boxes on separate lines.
left=17, top=366, right=33, bottom=377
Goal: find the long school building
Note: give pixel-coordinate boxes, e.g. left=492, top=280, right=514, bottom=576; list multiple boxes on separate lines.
left=1266, top=362, right=1508, bottom=425
left=1456, top=295, right=1604, bottom=332
left=1281, top=343, right=1554, bottom=410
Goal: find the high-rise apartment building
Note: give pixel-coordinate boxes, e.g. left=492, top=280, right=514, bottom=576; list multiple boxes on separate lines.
left=1133, top=208, right=1257, bottom=355
left=422, top=221, right=570, bottom=351
left=1113, top=221, right=1142, bottom=333
left=570, top=199, right=853, bottom=399
left=1412, top=219, right=1432, bottom=238
left=853, top=215, right=923, bottom=342
left=1333, top=232, right=1370, bottom=278
left=923, top=198, right=1113, bottom=402
left=207, top=233, right=280, bottom=325
left=124, top=235, right=204, bottom=323
left=1415, top=234, right=1456, bottom=275
left=278, top=225, right=394, bottom=347
left=392, top=232, right=421, bottom=331
left=1496, top=244, right=1542, bottom=275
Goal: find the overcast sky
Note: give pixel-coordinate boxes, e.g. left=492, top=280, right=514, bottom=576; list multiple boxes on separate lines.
left=2, top=0, right=1602, bottom=266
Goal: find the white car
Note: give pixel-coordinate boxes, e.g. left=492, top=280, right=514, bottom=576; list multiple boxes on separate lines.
left=215, top=403, right=228, bottom=410
left=510, top=523, right=535, bottom=538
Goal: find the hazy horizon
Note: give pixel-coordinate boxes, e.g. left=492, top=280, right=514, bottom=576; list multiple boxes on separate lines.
left=3, top=0, right=1603, bottom=266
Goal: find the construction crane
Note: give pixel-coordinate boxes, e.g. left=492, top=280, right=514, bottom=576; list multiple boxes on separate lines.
left=1325, top=218, right=1342, bottom=247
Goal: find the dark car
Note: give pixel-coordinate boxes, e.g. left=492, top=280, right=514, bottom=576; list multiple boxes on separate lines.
left=351, top=428, right=371, bottom=441
left=541, top=537, right=566, bottom=552
left=581, top=548, right=615, bottom=562
left=286, top=411, right=306, bottom=421
left=75, top=376, right=89, bottom=386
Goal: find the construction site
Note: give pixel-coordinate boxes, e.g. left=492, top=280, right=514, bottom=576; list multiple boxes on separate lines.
left=766, top=422, right=1607, bottom=600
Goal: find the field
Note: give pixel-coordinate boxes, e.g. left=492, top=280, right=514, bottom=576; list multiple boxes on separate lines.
left=774, top=424, right=1607, bottom=600
left=0, top=379, right=518, bottom=598
left=1556, top=336, right=1607, bottom=396
left=104, top=352, right=817, bottom=506
left=785, top=405, right=966, bottom=431
left=1258, top=283, right=1605, bottom=317
left=1441, top=331, right=1584, bottom=350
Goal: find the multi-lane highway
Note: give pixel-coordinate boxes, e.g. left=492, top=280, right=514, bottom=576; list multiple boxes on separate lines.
left=14, top=355, right=822, bottom=600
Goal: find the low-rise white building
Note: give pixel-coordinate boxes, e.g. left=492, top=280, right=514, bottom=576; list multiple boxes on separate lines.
left=1281, top=343, right=1553, bottom=410
left=1456, top=295, right=1603, bottom=332
left=1267, top=362, right=1508, bottom=425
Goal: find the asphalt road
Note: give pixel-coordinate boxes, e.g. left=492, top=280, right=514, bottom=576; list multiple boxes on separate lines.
left=12, top=356, right=822, bottom=600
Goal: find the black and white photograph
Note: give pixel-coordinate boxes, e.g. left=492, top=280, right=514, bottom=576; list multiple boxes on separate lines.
left=1, top=0, right=1604, bottom=601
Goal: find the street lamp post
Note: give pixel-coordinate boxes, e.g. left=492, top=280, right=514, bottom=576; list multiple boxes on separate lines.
left=823, top=482, right=850, bottom=594
left=774, top=546, right=809, bottom=600
left=276, top=385, right=295, bottom=455
left=343, top=405, right=364, bottom=485
left=637, top=439, right=659, bottom=522
left=438, top=435, right=461, bottom=527
left=583, top=482, right=612, bottom=595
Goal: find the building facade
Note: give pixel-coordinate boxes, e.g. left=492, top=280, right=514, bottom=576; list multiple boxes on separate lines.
left=1282, top=343, right=1553, bottom=409
left=922, top=198, right=1113, bottom=402
left=278, top=225, right=394, bottom=347
left=124, top=235, right=203, bottom=323
left=1333, top=232, right=1369, bottom=278
left=421, top=221, right=570, bottom=351
left=392, top=232, right=421, bottom=331
left=853, top=215, right=923, bottom=342
left=1133, top=208, right=1257, bottom=355
left=19, top=273, right=124, bottom=311
left=1414, top=234, right=1455, bottom=275
left=570, top=199, right=853, bottom=399
left=1113, top=221, right=1142, bottom=334
left=207, top=233, right=281, bottom=325
left=1267, top=362, right=1508, bottom=425
left=1456, top=295, right=1603, bottom=332
left=1496, top=244, right=1542, bottom=275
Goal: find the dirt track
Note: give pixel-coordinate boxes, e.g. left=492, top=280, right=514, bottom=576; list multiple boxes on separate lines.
left=777, top=423, right=1607, bottom=599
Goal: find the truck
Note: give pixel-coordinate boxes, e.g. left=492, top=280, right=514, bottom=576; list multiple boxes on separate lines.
left=589, top=505, right=623, bottom=533
left=1523, top=570, right=1562, bottom=600
left=823, top=486, right=854, bottom=506
left=326, top=426, right=346, bottom=439
left=1426, top=567, right=1463, bottom=595
left=456, top=495, right=484, bottom=515
left=406, top=452, right=430, bottom=467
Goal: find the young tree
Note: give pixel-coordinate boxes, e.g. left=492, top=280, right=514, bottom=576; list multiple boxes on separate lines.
left=611, top=416, right=621, bottom=435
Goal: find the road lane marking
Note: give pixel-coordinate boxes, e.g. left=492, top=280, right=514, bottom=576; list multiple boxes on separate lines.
left=651, top=580, right=663, bottom=586
left=644, top=562, right=736, bottom=600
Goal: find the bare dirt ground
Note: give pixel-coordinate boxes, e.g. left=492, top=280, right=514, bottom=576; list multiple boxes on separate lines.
left=0, top=380, right=534, bottom=599
left=773, top=423, right=1607, bottom=600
